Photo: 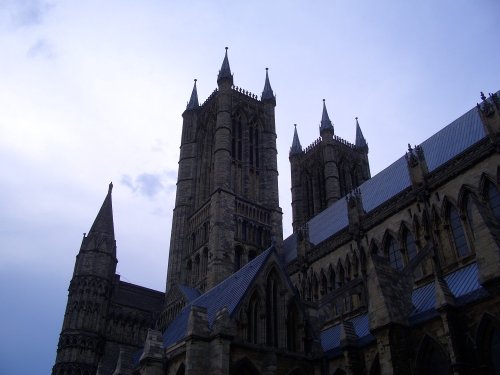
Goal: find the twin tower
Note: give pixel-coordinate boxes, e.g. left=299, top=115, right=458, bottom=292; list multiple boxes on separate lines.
left=165, top=48, right=370, bottom=295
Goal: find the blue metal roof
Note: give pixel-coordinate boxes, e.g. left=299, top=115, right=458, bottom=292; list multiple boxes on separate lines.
left=320, top=313, right=371, bottom=352
left=283, top=232, right=297, bottom=263
left=163, top=248, right=273, bottom=348
left=410, top=262, right=486, bottom=324
left=283, top=100, right=488, bottom=261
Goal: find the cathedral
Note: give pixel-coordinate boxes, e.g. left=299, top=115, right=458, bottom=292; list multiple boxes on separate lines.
left=53, top=49, right=500, bottom=375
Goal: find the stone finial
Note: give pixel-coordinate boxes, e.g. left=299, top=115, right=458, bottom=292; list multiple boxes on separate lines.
left=346, top=188, right=364, bottom=236
left=478, top=91, right=500, bottom=140
left=405, top=143, right=428, bottom=187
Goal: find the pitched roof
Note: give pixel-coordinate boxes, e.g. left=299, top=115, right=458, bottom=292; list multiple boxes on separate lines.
left=162, top=248, right=273, bottom=348
left=285, top=98, right=490, bottom=257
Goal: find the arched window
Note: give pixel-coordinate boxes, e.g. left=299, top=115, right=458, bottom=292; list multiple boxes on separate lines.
left=448, top=205, right=470, bottom=258
left=417, top=336, right=450, bottom=375
left=266, top=271, right=279, bottom=347
left=247, top=293, right=260, bottom=344
left=320, top=270, right=327, bottom=296
left=336, top=262, right=345, bottom=288
left=328, top=265, right=335, bottom=291
left=487, top=181, right=500, bottom=220
left=386, top=236, right=403, bottom=270
left=403, top=228, right=418, bottom=262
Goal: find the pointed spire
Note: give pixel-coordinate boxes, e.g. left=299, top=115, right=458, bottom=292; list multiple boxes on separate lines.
left=290, top=124, right=303, bottom=156
left=355, top=117, right=368, bottom=148
left=186, top=79, right=199, bottom=110
left=261, top=68, right=275, bottom=102
left=320, top=99, right=334, bottom=133
left=217, top=47, right=232, bottom=84
left=88, top=182, right=115, bottom=238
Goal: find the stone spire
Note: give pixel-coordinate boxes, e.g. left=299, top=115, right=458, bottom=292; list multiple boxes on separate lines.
left=290, top=124, right=303, bottom=155
left=186, top=79, right=199, bottom=110
left=261, top=68, right=275, bottom=102
left=217, top=47, right=232, bottom=84
left=88, top=182, right=115, bottom=238
left=355, top=117, right=367, bottom=149
left=320, top=99, right=334, bottom=133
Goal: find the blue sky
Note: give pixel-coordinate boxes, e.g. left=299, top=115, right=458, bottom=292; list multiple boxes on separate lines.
left=1, top=1, right=499, bottom=373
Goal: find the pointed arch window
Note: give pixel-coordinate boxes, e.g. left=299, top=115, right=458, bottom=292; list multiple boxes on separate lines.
left=417, top=337, right=449, bottom=375
left=247, top=293, right=260, bottom=344
left=266, top=271, right=279, bottom=347
left=464, top=193, right=475, bottom=239
left=403, top=229, right=418, bottom=262
left=487, top=181, right=500, bottom=220
left=448, top=205, right=470, bottom=258
left=386, top=236, right=403, bottom=270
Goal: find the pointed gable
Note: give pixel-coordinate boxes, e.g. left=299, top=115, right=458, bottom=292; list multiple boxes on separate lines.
left=162, top=246, right=298, bottom=347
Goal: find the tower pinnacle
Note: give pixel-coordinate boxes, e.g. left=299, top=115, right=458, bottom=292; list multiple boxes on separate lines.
left=88, top=183, right=115, bottom=238
left=186, top=79, right=199, bottom=110
left=320, top=99, right=334, bottom=133
left=217, top=47, right=232, bottom=85
left=290, top=124, right=303, bottom=156
left=261, top=68, right=275, bottom=102
left=355, top=117, right=368, bottom=149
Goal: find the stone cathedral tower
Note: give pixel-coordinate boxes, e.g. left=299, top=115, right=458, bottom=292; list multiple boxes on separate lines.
left=161, top=49, right=283, bottom=328
left=289, top=102, right=370, bottom=231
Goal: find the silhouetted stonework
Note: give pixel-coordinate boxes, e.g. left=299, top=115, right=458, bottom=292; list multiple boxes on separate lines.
left=53, top=52, right=500, bottom=375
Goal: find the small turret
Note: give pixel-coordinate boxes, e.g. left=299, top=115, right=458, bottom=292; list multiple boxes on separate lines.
left=290, top=124, right=303, bottom=156
left=217, top=47, right=233, bottom=86
left=319, top=99, right=334, bottom=136
left=186, top=79, right=199, bottom=111
left=53, top=184, right=118, bottom=375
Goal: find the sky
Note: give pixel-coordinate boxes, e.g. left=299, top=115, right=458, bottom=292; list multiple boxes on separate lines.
left=1, top=0, right=499, bottom=373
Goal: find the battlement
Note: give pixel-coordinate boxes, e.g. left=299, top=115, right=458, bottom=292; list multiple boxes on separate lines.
left=201, top=88, right=218, bottom=107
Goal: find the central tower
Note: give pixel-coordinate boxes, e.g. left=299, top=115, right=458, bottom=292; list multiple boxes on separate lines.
left=165, top=49, right=283, bottom=296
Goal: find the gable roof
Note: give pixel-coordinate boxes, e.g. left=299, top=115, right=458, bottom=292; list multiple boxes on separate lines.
left=285, top=99, right=490, bottom=259
left=162, top=247, right=274, bottom=348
